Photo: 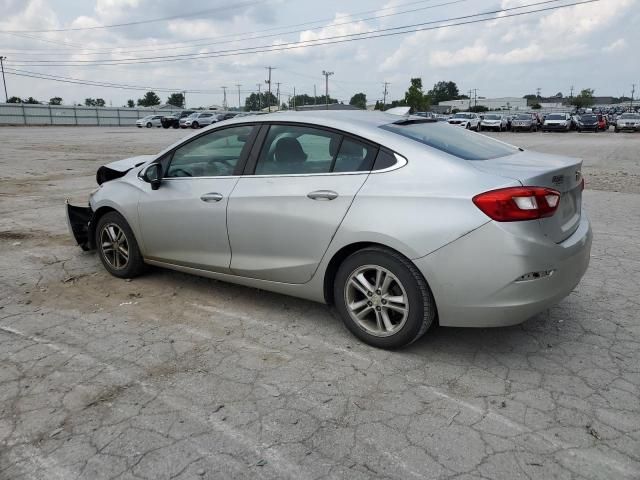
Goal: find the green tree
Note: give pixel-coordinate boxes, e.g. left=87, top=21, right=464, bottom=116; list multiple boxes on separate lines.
left=427, top=81, right=460, bottom=103
left=404, top=78, right=429, bottom=112
left=85, top=98, right=96, bottom=107
left=137, top=91, right=161, bottom=107
left=243, top=91, right=279, bottom=111
left=7, top=96, right=22, bottom=103
left=530, top=103, right=542, bottom=110
left=49, top=97, right=63, bottom=105
left=126, top=99, right=135, bottom=108
left=95, top=98, right=106, bottom=107
left=374, top=100, right=383, bottom=110
left=167, top=92, right=185, bottom=108
left=571, top=88, right=595, bottom=108
left=349, top=92, right=367, bottom=110
left=24, top=97, right=40, bottom=104
left=469, top=105, right=488, bottom=113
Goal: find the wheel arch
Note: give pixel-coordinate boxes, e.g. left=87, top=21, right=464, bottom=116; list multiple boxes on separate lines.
left=322, top=241, right=435, bottom=311
left=88, top=206, right=118, bottom=249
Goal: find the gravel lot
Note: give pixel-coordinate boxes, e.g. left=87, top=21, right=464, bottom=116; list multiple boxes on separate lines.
left=1, top=126, right=639, bottom=480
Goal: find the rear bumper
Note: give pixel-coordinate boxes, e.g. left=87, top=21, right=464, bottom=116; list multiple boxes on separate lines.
left=66, top=201, right=94, bottom=251
left=543, top=124, right=568, bottom=131
left=415, top=215, right=592, bottom=327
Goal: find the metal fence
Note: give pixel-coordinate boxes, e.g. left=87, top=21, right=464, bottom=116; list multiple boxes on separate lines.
left=0, top=103, right=182, bottom=126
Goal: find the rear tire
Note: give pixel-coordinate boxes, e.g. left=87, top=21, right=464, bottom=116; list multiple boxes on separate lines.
left=192, top=121, right=199, bottom=129
left=95, top=212, right=145, bottom=279
left=333, top=247, right=436, bottom=349
left=146, top=122, right=152, bottom=128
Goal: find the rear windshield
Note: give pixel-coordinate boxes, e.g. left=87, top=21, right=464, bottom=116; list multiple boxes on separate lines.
left=380, top=122, right=517, bottom=161
left=484, top=114, right=501, bottom=120
left=515, top=114, right=531, bottom=120
left=546, top=114, right=564, bottom=120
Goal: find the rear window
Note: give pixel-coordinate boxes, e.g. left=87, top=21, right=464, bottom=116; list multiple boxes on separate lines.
left=380, top=122, right=517, bottom=161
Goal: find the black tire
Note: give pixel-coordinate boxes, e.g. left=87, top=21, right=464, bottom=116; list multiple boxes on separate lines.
left=172, top=123, right=179, bottom=129
left=614, top=128, right=619, bottom=133
left=465, top=123, right=470, bottom=130
left=478, top=126, right=483, bottom=132
left=146, top=122, right=152, bottom=128
left=192, top=121, right=199, bottom=129
left=333, top=247, right=436, bottom=349
left=95, top=211, right=145, bottom=279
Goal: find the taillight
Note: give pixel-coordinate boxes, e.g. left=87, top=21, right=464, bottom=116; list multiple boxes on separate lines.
left=472, top=187, right=561, bottom=222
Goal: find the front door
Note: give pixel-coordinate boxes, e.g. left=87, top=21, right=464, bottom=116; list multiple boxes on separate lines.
left=228, top=124, right=378, bottom=283
left=138, top=124, right=257, bottom=271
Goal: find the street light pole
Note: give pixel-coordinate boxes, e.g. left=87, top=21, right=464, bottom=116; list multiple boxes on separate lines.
left=322, top=70, right=334, bottom=110
left=0, top=57, right=8, bottom=102
left=236, top=83, right=242, bottom=110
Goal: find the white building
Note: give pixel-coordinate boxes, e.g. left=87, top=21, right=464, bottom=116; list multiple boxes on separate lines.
left=437, top=97, right=528, bottom=112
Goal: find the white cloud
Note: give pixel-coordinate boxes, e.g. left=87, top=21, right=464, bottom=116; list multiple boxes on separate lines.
left=603, top=38, right=626, bottom=52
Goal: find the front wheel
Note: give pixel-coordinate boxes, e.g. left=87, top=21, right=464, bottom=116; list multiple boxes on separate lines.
left=192, top=121, right=199, bottom=129
left=333, top=247, right=436, bottom=349
left=96, top=212, right=145, bottom=279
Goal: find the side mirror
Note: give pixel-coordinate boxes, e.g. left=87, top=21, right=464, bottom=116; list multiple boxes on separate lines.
left=143, top=163, right=163, bottom=190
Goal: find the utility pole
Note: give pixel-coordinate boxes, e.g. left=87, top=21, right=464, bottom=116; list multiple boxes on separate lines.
left=313, top=84, right=317, bottom=105
left=473, top=88, right=478, bottom=108
left=569, top=85, right=574, bottom=100
left=235, top=83, right=242, bottom=110
left=631, top=84, right=636, bottom=110
left=536, top=87, right=541, bottom=98
left=221, top=86, right=228, bottom=110
left=293, top=86, right=296, bottom=110
left=256, top=84, right=262, bottom=111
left=265, top=66, right=275, bottom=112
left=276, top=82, right=281, bottom=109
left=0, top=56, right=8, bottom=102
left=468, top=89, right=473, bottom=110
left=322, top=70, right=334, bottom=110
left=383, top=81, right=390, bottom=110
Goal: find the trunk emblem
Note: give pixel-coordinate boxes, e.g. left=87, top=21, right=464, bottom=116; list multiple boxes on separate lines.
left=552, top=175, right=564, bottom=185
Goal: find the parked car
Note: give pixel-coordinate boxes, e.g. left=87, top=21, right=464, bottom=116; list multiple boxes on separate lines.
left=614, top=113, right=640, bottom=132
left=183, top=112, right=217, bottom=129
left=479, top=114, right=507, bottom=131
left=161, top=110, right=196, bottom=129
left=575, top=114, right=599, bottom=132
left=447, top=112, right=480, bottom=130
left=542, top=113, right=572, bottom=132
left=66, top=111, right=591, bottom=349
left=511, top=113, right=538, bottom=132
left=136, top=115, right=164, bottom=128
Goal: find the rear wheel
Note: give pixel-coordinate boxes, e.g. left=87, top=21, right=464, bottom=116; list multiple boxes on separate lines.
left=96, top=212, right=145, bottom=279
left=333, top=247, right=436, bottom=349
left=146, top=122, right=152, bottom=128
left=192, top=121, right=199, bottom=129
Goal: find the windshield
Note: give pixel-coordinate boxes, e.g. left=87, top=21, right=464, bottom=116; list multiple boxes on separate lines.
left=546, top=114, right=564, bottom=120
left=484, top=115, right=501, bottom=120
left=452, top=113, right=472, bottom=119
left=380, top=121, right=517, bottom=161
left=515, top=114, right=530, bottom=120
left=620, top=113, right=639, bottom=119
left=581, top=115, right=596, bottom=121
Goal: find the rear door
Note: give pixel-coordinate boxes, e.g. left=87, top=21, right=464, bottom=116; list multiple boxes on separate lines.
left=227, top=123, right=378, bottom=283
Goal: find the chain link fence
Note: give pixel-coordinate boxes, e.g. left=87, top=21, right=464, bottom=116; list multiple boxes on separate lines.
left=0, top=103, right=182, bottom=126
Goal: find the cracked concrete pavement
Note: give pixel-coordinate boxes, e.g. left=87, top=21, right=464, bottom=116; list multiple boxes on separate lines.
left=1, top=127, right=639, bottom=479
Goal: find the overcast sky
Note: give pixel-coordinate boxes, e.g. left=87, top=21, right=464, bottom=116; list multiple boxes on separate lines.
left=1, top=0, right=638, bottom=107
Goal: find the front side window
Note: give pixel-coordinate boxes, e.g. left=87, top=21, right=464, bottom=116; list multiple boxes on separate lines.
left=380, top=121, right=517, bottom=161
left=166, top=125, right=254, bottom=177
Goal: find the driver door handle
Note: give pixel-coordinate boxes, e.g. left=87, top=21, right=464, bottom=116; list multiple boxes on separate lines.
left=200, top=192, right=223, bottom=203
left=307, top=190, right=338, bottom=201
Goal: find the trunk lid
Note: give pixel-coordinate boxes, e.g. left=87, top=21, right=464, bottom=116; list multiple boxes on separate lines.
left=471, top=150, right=583, bottom=243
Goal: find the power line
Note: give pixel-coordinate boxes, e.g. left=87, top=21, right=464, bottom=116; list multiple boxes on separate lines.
left=0, top=1, right=266, bottom=33
left=3, top=0, right=467, bottom=58
left=7, top=0, right=596, bottom=68
left=0, top=0, right=454, bottom=54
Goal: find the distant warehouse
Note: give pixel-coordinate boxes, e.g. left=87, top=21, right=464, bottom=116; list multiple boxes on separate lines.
left=436, top=97, right=528, bottom=112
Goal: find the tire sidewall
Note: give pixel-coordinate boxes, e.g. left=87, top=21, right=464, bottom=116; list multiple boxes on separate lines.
left=333, top=249, right=433, bottom=349
left=95, top=211, right=144, bottom=279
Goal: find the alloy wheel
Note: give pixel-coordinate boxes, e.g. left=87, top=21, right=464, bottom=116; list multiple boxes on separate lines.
left=100, top=223, right=129, bottom=270
left=344, top=264, right=409, bottom=337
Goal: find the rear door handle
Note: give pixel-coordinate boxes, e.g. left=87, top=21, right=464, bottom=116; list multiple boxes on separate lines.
left=200, top=192, right=223, bottom=203
left=307, top=190, right=338, bottom=201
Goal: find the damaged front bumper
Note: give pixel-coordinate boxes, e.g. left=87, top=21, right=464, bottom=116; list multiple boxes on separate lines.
left=65, top=200, right=94, bottom=251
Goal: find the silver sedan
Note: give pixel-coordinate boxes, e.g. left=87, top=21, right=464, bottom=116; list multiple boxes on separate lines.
left=67, top=111, right=592, bottom=348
